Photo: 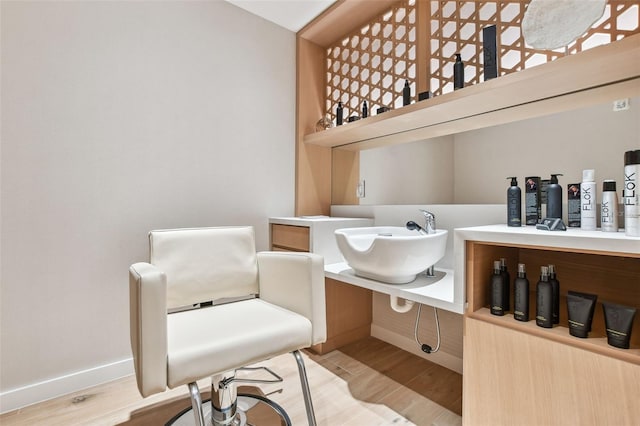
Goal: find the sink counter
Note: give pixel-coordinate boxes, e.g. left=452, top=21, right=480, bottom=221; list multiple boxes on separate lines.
left=325, top=263, right=462, bottom=314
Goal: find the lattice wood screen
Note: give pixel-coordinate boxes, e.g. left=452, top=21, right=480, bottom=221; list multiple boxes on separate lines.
left=326, top=0, right=418, bottom=121
left=326, top=0, right=640, bottom=122
left=430, top=0, right=640, bottom=94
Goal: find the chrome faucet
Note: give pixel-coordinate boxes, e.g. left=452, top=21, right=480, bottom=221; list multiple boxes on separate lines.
left=406, top=209, right=437, bottom=277
left=420, top=209, right=436, bottom=234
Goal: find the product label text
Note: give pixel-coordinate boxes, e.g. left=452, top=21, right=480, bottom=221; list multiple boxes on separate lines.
left=623, top=171, right=636, bottom=206
left=582, top=186, right=593, bottom=211
left=602, top=201, right=612, bottom=222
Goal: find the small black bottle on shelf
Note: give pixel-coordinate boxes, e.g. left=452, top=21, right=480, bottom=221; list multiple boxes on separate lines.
left=362, top=100, right=368, bottom=118
left=548, top=264, right=560, bottom=324
left=513, top=263, right=530, bottom=322
left=536, top=266, right=553, bottom=328
left=336, top=101, right=343, bottom=126
left=454, top=53, right=464, bottom=90
left=403, top=80, right=411, bottom=106
left=500, top=258, right=510, bottom=313
left=490, top=260, right=505, bottom=316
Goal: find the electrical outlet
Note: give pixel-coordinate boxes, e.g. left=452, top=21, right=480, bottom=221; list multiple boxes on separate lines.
left=356, top=180, right=365, bottom=198
left=613, top=98, right=630, bottom=112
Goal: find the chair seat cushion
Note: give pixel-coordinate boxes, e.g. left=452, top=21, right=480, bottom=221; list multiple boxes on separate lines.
left=166, top=298, right=312, bottom=388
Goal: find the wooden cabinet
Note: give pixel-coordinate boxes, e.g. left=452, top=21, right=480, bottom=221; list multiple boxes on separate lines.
left=458, top=226, right=640, bottom=425
left=464, top=317, right=640, bottom=426
left=270, top=224, right=310, bottom=252
left=318, top=277, right=372, bottom=354
left=269, top=221, right=373, bottom=354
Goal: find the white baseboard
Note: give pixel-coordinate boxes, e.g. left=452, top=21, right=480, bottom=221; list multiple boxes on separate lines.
left=0, top=357, right=134, bottom=414
left=371, top=324, right=463, bottom=374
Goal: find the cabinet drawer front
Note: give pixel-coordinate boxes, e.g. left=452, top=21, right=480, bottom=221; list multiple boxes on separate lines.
left=271, top=224, right=310, bottom=251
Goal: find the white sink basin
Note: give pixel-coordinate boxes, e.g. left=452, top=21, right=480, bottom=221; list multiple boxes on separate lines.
left=335, top=226, right=448, bottom=284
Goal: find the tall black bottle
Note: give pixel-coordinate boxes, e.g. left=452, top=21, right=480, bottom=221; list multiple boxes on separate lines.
left=548, top=264, right=560, bottom=324
left=336, top=101, right=344, bottom=126
left=536, top=266, right=553, bottom=328
left=513, top=263, right=530, bottom=322
left=546, top=174, right=563, bottom=219
left=403, top=80, right=411, bottom=106
left=507, top=177, right=522, bottom=227
left=453, top=53, right=464, bottom=90
left=490, top=260, right=505, bottom=316
left=500, top=258, right=510, bottom=312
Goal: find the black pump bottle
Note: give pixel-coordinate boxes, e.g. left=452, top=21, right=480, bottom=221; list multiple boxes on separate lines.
left=362, top=100, right=368, bottom=118
left=507, top=177, right=521, bottom=227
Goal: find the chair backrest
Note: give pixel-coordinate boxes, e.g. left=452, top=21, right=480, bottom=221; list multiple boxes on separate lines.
left=149, top=226, right=259, bottom=309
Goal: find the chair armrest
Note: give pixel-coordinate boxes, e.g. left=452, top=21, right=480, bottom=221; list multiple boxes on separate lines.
left=129, top=262, right=168, bottom=397
left=257, top=252, right=327, bottom=345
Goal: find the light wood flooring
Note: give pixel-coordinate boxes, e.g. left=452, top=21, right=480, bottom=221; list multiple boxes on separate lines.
left=1, top=337, right=462, bottom=426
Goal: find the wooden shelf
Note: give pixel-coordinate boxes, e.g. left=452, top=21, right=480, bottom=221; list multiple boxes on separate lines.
left=304, top=33, right=640, bottom=151
left=469, top=308, right=640, bottom=366
left=457, top=226, right=640, bottom=367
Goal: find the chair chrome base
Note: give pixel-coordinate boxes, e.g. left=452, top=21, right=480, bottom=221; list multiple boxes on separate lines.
left=177, top=350, right=317, bottom=426
left=166, top=394, right=291, bottom=426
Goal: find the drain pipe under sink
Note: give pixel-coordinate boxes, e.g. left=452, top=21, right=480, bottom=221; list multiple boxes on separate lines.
left=389, top=295, right=414, bottom=313
left=389, top=296, right=442, bottom=354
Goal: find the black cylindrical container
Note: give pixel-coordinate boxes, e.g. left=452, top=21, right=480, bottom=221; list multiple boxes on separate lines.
left=513, top=263, right=530, bottom=322
left=403, top=80, right=411, bottom=106
left=548, top=264, right=560, bottom=324
left=362, top=100, right=368, bottom=118
left=336, top=101, right=343, bottom=125
left=490, top=260, right=505, bottom=316
left=507, top=177, right=522, bottom=227
left=546, top=174, right=563, bottom=219
left=536, top=266, right=553, bottom=328
left=500, top=258, right=510, bottom=312
left=454, top=53, right=464, bottom=90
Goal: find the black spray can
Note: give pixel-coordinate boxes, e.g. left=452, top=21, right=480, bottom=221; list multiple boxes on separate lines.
left=500, top=258, right=510, bottom=312
left=490, top=260, right=505, bottom=316
left=536, top=266, right=553, bottom=328
left=402, top=80, right=411, bottom=106
left=548, top=264, right=560, bottom=324
left=336, top=101, right=343, bottom=125
left=453, top=53, right=464, bottom=90
left=507, top=177, right=522, bottom=227
left=513, top=263, right=530, bottom=322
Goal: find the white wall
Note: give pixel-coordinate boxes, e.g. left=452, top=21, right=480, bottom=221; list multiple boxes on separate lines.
left=454, top=97, right=640, bottom=205
left=357, top=97, right=639, bottom=210
left=1, top=0, right=295, bottom=411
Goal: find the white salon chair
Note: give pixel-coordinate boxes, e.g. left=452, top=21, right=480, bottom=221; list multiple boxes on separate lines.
left=129, top=226, right=326, bottom=425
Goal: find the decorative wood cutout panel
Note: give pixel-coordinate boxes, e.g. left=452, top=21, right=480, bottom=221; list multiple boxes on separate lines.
left=325, top=0, right=639, bottom=120
left=325, top=0, right=418, bottom=122
left=429, top=0, right=640, bottom=96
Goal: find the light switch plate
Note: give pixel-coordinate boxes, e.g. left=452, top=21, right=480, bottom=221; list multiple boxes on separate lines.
left=356, top=180, right=365, bottom=198
left=613, top=98, right=630, bottom=111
